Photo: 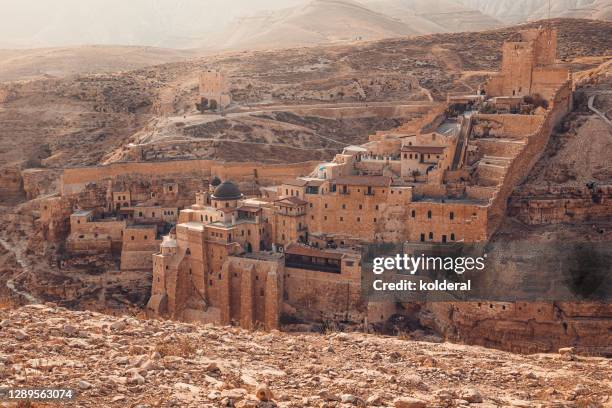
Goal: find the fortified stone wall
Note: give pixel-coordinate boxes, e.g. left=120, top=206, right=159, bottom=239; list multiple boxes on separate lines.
left=474, top=139, right=525, bottom=158
left=61, top=160, right=320, bottom=195
left=288, top=104, right=433, bottom=120
left=486, top=80, right=573, bottom=235
left=224, top=256, right=283, bottom=330
left=531, top=67, right=572, bottom=101
left=472, top=114, right=545, bottom=139
left=284, top=257, right=362, bottom=322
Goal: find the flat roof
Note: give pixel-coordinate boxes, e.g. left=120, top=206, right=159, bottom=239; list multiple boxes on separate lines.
left=179, top=222, right=205, bottom=231
left=401, top=146, right=445, bottom=154
left=160, top=238, right=177, bottom=248
left=285, top=243, right=344, bottom=260
left=275, top=196, right=308, bottom=206
left=282, top=178, right=308, bottom=187
left=412, top=196, right=489, bottom=205
left=217, top=207, right=236, bottom=214
left=344, top=145, right=368, bottom=152
left=125, top=224, right=157, bottom=230
left=237, top=205, right=262, bottom=213
left=73, top=210, right=93, bottom=216
left=234, top=251, right=283, bottom=261
left=333, top=175, right=391, bottom=187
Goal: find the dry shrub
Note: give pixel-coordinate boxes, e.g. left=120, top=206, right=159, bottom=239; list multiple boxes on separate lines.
left=397, top=329, right=410, bottom=341
left=0, top=296, right=16, bottom=310
left=222, top=362, right=244, bottom=389
left=155, top=336, right=195, bottom=358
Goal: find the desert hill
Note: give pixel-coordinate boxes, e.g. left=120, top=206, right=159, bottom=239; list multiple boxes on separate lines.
left=205, top=0, right=447, bottom=51
left=0, top=19, right=610, bottom=171
left=1, top=0, right=610, bottom=56
left=0, top=46, right=198, bottom=83
left=192, top=0, right=612, bottom=51
left=0, top=303, right=609, bottom=407
left=1, top=1, right=610, bottom=82
left=458, top=0, right=612, bottom=23
left=365, top=0, right=503, bottom=33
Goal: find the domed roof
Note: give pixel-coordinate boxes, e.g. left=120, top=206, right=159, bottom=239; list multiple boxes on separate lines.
left=210, top=176, right=221, bottom=187
left=212, top=180, right=242, bottom=200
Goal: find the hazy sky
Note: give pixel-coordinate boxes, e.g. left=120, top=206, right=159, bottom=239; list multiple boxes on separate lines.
left=0, top=0, right=305, bottom=48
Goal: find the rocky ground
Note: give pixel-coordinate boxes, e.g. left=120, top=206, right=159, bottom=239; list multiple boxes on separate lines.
left=0, top=304, right=610, bottom=408
left=521, top=65, right=612, bottom=189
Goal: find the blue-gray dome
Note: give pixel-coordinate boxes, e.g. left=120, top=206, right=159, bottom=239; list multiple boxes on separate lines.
left=212, top=181, right=242, bottom=200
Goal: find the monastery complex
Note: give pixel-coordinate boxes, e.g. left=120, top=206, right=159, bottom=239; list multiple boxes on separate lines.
left=39, top=28, right=576, bottom=332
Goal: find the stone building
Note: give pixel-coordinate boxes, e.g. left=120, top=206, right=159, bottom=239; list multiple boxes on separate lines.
left=62, top=178, right=192, bottom=273
left=198, top=70, right=231, bottom=111
left=485, top=27, right=569, bottom=101
left=148, top=28, right=575, bottom=330
left=147, top=178, right=365, bottom=326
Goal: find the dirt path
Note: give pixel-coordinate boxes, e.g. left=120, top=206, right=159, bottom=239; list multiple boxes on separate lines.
left=0, top=238, right=40, bottom=304
left=588, top=94, right=612, bottom=129
left=431, top=45, right=462, bottom=73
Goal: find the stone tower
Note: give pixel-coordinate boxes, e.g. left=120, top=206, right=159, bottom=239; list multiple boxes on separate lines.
left=198, top=70, right=231, bottom=112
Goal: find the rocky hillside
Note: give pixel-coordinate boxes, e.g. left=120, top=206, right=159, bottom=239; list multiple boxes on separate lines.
left=458, top=0, right=612, bottom=23
left=1, top=19, right=610, bottom=171
left=365, top=0, right=502, bottom=33
left=1, top=304, right=610, bottom=407
left=0, top=46, right=198, bottom=83
left=206, top=0, right=445, bottom=51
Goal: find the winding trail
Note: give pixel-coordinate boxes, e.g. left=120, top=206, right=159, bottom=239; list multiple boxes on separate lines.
left=0, top=237, right=40, bottom=304
left=588, top=94, right=612, bottom=129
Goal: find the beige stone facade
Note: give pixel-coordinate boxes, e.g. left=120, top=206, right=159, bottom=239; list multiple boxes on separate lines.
left=148, top=28, right=574, bottom=329
left=198, top=70, right=231, bottom=111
